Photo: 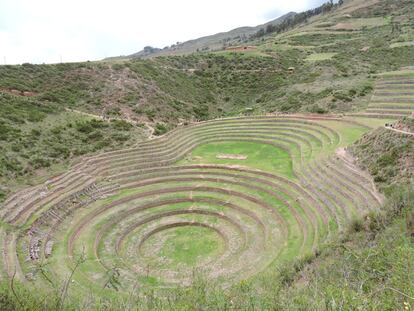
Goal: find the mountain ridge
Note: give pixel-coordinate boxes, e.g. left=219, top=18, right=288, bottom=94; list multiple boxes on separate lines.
left=107, top=11, right=296, bottom=60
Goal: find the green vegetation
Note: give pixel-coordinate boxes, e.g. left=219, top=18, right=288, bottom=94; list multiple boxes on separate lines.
left=0, top=99, right=144, bottom=198
left=0, top=0, right=413, bottom=135
left=252, top=0, right=344, bottom=39
left=154, top=122, right=168, bottom=136
left=149, top=226, right=224, bottom=267
left=0, top=115, right=385, bottom=308
left=350, top=120, right=414, bottom=194
left=1, top=183, right=412, bottom=310
left=181, top=141, right=294, bottom=179
left=0, top=0, right=414, bottom=309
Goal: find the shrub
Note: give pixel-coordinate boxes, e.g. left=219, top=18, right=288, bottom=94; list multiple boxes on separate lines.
left=90, top=119, right=108, bottom=129
left=111, top=63, right=125, bottom=71
left=50, top=145, right=70, bottom=159
left=76, top=121, right=94, bottom=134
left=407, top=212, right=414, bottom=240
left=30, top=129, right=41, bottom=136
left=154, top=123, right=168, bottom=136
left=349, top=217, right=364, bottom=233
left=333, top=91, right=352, bottom=102
left=87, top=130, right=104, bottom=141
left=94, top=139, right=111, bottom=150
left=30, top=157, right=51, bottom=169
left=111, top=120, right=132, bottom=131
left=193, top=104, right=209, bottom=120
left=309, top=104, right=327, bottom=114
left=106, top=107, right=121, bottom=116
left=0, top=189, right=5, bottom=202
left=111, top=133, right=129, bottom=142
left=0, top=122, right=21, bottom=141
left=359, top=85, right=373, bottom=96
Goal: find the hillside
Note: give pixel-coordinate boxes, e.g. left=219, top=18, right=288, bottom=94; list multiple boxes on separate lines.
left=0, top=0, right=413, bottom=309
left=1, top=0, right=413, bottom=198
left=350, top=117, right=414, bottom=193
left=0, top=115, right=413, bottom=310
left=111, top=12, right=296, bottom=59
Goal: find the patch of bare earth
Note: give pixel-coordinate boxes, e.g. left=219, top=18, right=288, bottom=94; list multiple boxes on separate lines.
left=332, top=23, right=356, bottom=31
left=216, top=154, right=248, bottom=160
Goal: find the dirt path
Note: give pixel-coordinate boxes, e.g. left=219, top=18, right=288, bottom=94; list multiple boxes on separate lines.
left=384, top=126, right=414, bottom=136
left=65, top=108, right=139, bottom=125
left=65, top=108, right=104, bottom=120
left=145, top=123, right=156, bottom=139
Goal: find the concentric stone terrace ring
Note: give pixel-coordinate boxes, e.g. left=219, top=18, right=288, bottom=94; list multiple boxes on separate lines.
left=0, top=116, right=381, bottom=295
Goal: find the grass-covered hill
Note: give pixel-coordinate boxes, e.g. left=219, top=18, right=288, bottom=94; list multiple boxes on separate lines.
left=1, top=0, right=414, bottom=126
left=121, top=12, right=296, bottom=59
left=1, top=0, right=414, bottom=124
left=350, top=117, right=414, bottom=193
left=0, top=92, right=145, bottom=200
left=0, top=1, right=413, bottom=309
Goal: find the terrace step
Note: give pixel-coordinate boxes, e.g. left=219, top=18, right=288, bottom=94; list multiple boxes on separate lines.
left=367, top=104, right=414, bottom=109
left=370, top=98, right=414, bottom=103
left=373, top=92, right=414, bottom=96
left=365, top=109, right=412, bottom=115
left=348, top=113, right=405, bottom=119
left=376, top=81, right=414, bottom=86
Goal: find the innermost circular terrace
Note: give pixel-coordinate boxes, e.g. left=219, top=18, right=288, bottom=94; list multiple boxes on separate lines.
left=139, top=224, right=227, bottom=269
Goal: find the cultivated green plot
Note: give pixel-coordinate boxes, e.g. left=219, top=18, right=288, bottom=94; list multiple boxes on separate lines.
left=316, top=120, right=369, bottom=147
left=179, top=141, right=294, bottom=179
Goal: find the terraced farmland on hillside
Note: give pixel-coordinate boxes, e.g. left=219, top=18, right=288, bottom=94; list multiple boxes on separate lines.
left=353, top=68, right=414, bottom=119
left=0, top=116, right=383, bottom=298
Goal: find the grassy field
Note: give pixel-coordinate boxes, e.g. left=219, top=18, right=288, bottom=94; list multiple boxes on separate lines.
left=180, top=141, right=294, bottom=179
left=144, top=225, right=225, bottom=267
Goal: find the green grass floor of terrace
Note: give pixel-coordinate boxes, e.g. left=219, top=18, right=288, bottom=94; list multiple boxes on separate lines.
left=178, top=141, right=294, bottom=179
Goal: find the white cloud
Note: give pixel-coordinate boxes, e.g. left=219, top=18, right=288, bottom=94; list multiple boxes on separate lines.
left=0, top=0, right=328, bottom=64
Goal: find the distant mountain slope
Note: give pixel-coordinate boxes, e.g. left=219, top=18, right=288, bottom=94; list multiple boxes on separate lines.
left=112, top=12, right=296, bottom=59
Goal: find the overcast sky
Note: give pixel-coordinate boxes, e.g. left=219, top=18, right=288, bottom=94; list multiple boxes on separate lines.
left=0, top=0, right=328, bottom=64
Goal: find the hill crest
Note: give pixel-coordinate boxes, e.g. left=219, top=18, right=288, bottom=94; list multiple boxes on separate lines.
left=108, top=12, right=296, bottom=60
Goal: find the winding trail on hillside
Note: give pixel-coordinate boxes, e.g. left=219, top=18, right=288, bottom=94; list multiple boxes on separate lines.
left=65, top=108, right=139, bottom=125
left=384, top=126, right=414, bottom=136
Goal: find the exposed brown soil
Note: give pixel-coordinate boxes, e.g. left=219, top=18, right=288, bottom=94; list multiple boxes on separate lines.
left=0, top=89, right=38, bottom=97
left=216, top=154, right=247, bottom=160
